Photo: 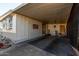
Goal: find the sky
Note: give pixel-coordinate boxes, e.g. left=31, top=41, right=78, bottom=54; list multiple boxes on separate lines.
left=0, top=3, right=22, bottom=16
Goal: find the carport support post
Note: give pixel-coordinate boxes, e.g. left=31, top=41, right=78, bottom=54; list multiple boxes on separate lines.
left=67, top=3, right=79, bottom=49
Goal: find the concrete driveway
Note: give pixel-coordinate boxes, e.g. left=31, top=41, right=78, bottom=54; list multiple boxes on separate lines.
left=0, top=36, right=78, bottom=56
left=0, top=41, right=54, bottom=56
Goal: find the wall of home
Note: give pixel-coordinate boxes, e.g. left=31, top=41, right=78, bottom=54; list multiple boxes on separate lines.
left=0, top=22, right=2, bottom=29
left=15, top=14, right=42, bottom=43
left=15, top=14, right=29, bottom=43
left=1, top=13, right=67, bottom=44
left=1, top=13, right=42, bottom=44
left=47, top=24, right=66, bottom=35
left=28, top=17, right=42, bottom=40
left=2, top=13, right=17, bottom=43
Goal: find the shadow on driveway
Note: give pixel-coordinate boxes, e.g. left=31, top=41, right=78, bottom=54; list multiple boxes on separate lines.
left=28, top=36, right=77, bottom=56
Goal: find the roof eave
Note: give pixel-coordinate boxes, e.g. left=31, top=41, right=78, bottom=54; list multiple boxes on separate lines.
left=0, top=3, right=27, bottom=21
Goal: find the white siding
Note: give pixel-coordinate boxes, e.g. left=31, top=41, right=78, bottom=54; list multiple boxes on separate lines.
left=15, top=14, right=42, bottom=43
left=16, top=14, right=29, bottom=43
left=0, top=22, right=3, bottom=30
left=1, top=13, right=42, bottom=44
left=48, top=24, right=66, bottom=35
left=2, top=14, right=17, bottom=43
left=28, top=18, right=42, bottom=40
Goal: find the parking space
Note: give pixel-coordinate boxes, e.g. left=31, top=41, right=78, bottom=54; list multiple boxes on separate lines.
left=28, top=36, right=77, bottom=56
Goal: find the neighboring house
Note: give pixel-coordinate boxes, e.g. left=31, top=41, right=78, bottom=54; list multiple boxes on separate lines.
left=0, top=3, right=67, bottom=44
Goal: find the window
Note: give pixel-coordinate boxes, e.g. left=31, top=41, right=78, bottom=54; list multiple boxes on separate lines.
left=33, top=24, right=39, bottom=29
left=2, top=15, right=13, bottom=30
left=7, top=16, right=12, bottom=29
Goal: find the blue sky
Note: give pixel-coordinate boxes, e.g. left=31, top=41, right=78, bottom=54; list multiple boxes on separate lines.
left=0, top=3, right=21, bottom=16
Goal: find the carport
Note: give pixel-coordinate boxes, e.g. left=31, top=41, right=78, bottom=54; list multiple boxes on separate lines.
left=13, top=4, right=71, bottom=36
left=11, top=3, right=79, bottom=55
